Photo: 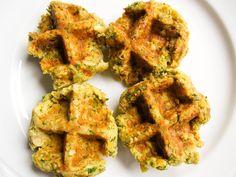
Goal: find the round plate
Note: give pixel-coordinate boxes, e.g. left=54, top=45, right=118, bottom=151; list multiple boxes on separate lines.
left=0, top=0, right=235, bottom=177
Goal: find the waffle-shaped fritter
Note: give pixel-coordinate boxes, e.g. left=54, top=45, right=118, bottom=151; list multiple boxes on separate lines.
left=106, top=1, right=189, bottom=85
left=28, top=1, right=108, bottom=89
left=29, top=83, right=118, bottom=177
left=117, top=70, right=210, bottom=171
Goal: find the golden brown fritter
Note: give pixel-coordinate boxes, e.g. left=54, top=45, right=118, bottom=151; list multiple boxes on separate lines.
left=116, top=69, right=210, bottom=171
left=29, top=83, right=118, bottom=177
left=28, top=1, right=108, bottom=89
left=106, top=1, right=189, bottom=85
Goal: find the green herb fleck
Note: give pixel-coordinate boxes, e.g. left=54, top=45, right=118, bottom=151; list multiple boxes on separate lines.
left=76, top=64, right=81, bottom=69
left=88, top=129, right=94, bottom=134
left=87, top=167, right=97, bottom=174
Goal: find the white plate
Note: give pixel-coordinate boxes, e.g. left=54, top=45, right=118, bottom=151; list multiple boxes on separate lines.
left=0, top=0, right=235, bottom=177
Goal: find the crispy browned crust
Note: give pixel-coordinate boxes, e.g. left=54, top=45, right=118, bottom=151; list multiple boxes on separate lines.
left=29, top=83, right=118, bottom=177
left=28, top=1, right=108, bottom=89
left=106, top=1, right=189, bottom=85
left=117, top=69, right=210, bottom=171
